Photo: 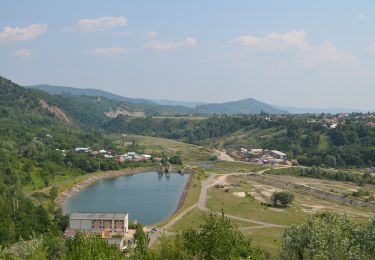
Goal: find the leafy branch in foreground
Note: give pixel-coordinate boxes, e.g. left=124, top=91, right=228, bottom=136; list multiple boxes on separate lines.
left=281, top=212, right=375, bottom=260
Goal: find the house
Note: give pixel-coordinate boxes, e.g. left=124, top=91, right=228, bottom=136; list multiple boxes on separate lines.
left=270, top=150, right=287, bottom=160
left=75, top=147, right=90, bottom=152
left=240, top=148, right=248, bottom=154
left=250, top=149, right=263, bottom=156
left=89, top=150, right=100, bottom=156
left=116, top=156, right=126, bottom=163
left=330, top=123, right=338, bottom=129
left=141, top=154, right=152, bottom=160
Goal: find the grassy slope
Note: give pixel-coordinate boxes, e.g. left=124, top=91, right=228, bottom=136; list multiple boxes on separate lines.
left=109, top=134, right=212, bottom=163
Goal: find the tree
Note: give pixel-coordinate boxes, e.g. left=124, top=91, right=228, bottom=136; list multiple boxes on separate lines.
left=281, top=212, right=375, bottom=260
left=168, top=155, right=182, bottom=165
left=182, top=210, right=264, bottom=259
left=324, top=155, right=337, bottom=168
left=49, top=186, right=58, bottom=200
left=65, top=233, right=123, bottom=259
left=271, top=191, right=294, bottom=207
left=17, top=233, right=48, bottom=260
left=133, top=225, right=148, bottom=259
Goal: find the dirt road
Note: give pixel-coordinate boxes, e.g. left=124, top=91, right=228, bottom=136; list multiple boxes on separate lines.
left=149, top=169, right=285, bottom=247
left=197, top=174, right=285, bottom=228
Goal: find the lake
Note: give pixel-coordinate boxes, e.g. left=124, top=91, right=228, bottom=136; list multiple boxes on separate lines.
left=63, top=171, right=190, bottom=225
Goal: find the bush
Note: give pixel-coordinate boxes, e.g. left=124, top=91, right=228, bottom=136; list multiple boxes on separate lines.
left=352, top=189, right=369, bottom=197
left=271, top=191, right=294, bottom=207
left=169, top=155, right=182, bottom=165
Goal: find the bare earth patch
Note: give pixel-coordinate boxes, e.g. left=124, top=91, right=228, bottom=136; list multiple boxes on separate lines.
left=300, top=203, right=326, bottom=213
left=232, top=191, right=246, bottom=198
left=104, top=108, right=145, bottom=118
left=40, top=99, right=71, bottom=124
left=268, top=208, right=284, bottom=212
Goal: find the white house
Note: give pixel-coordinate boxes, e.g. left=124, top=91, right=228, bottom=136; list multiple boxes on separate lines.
left=270, top=150, right=287, bottom=160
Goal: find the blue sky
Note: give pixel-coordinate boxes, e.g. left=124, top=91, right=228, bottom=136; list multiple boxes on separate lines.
left=1, top=0, right=375, bottom=109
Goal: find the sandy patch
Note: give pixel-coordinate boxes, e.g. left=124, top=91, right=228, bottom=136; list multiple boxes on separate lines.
left=300, top=203, right=327, bottom=213
left=268, top=208, right=284, bottom=212
left=214, top=149, right=234, bottom=161
left=246, top=183, right=284, bottom=203
left=217, top=175, right=229, bottom=185
left=232, top=192, right=246, bottom=198
left=249, top=191, right=266, bottom=203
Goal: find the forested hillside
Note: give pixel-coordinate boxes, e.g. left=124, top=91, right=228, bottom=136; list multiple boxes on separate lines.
left=104, top=115, right=375, bottom=168
left=0, top=76, right=125, bottom=246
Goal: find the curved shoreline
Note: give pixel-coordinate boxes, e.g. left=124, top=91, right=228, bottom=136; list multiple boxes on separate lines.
left=156, top=172, right=194, bottom=226
left=56, top=166, right=159, bottom=211
left=56, top=166, right=194, bottom=221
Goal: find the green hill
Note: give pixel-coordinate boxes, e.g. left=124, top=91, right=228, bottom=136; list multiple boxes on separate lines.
left=197, top=98, right=288, bottom=115
left=27, top=84, right=154, bottom=105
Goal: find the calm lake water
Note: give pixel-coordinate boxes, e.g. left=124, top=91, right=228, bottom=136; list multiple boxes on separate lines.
left=63, top=171, right=190, bottom=225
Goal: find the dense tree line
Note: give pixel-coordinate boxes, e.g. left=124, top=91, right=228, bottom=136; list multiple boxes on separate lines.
left=269, top=167, right=375, bottom=185
left=103, top=115, right=375, bottom=168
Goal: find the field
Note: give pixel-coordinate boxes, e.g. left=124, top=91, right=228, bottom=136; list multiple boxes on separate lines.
left=164, top=169, right=375, bottom=257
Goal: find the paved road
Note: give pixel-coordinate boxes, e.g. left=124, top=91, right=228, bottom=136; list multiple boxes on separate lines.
left=149, top=202, right=198, bottom=247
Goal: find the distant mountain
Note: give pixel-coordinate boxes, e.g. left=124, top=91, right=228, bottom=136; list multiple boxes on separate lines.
left=27, top=84, right=155, bottom=105
left=153, top=99, right=207, bottom=108
left=26, top=84, right=289, bottom=115
left=274, top=105, right=369, bottom=114
left=197, top=98, right=288, bottom=115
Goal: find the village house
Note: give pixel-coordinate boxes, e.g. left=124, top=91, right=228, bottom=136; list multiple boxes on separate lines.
left=250, top=149, right=263, bottom=156
left=75, top=147, right=90, bottom=152
left=240, top=148, right=248, bottom=154
left=270, top=150, right=287, bottom=160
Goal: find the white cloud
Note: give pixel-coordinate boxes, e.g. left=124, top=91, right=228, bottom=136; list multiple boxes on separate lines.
left=231, top=30, right=309, bottom=51
left=66, top=16, right=127, bottom=32
left=293, top=42, right=353, bottom=68
left=309, top=42, right=348, bottom=63
left=13, top=49, right=33, bottom=57
left=0, top=24, right=47, bottom=43
left=231, top=30, right=349, bottom=65
left=146, top=37, right=197, bottom=51
left=357, top=13, right=371, bottom=21
left=142, top=31, right=157, bottom=38
left=86, top=47, right=127, bottom=56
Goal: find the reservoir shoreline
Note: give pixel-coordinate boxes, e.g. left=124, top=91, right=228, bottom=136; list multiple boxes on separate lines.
left=56, top=166, right=193, bottom=225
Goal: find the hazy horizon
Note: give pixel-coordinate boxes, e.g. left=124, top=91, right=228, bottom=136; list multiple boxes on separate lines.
left=1, top=1, right=375, bottom=110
